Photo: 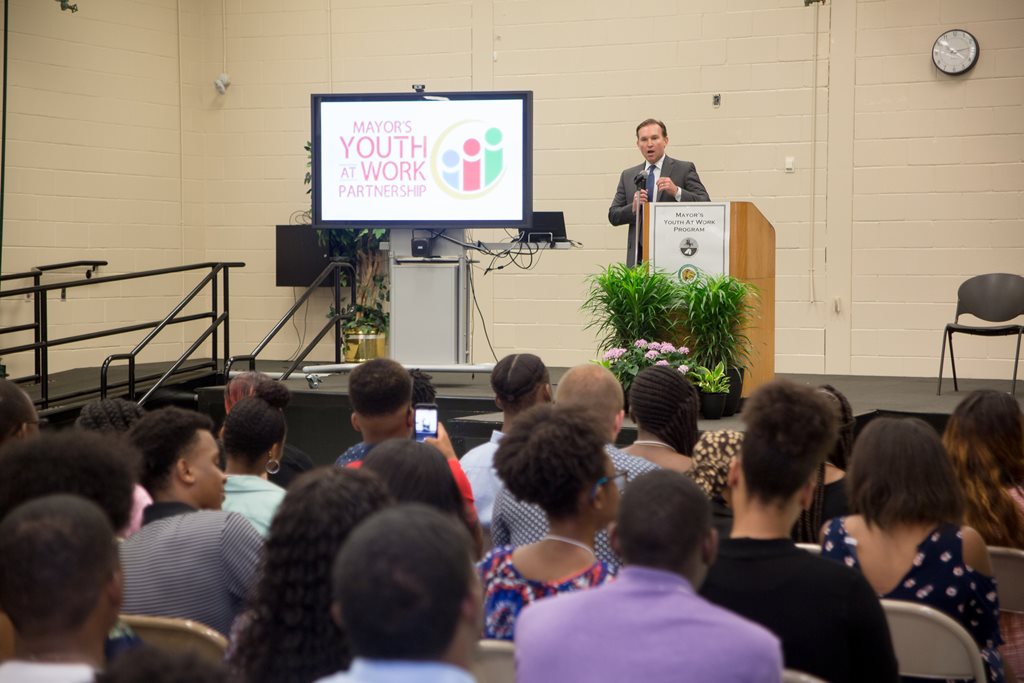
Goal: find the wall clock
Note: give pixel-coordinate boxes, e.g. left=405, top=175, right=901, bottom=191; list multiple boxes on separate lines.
left=932, top=29, right=979, bottom=75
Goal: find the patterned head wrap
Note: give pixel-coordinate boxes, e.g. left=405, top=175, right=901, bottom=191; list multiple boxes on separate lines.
left=688, top=430, right=744, bottom=498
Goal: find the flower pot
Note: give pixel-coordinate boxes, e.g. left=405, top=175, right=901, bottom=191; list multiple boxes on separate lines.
left=344, top=333, right=386, bottom=363
left=723, top=367, right=745, bottom=417
left=700, top=391, right=728, bottom=420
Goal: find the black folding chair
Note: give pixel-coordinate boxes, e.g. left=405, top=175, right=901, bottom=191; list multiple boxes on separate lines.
left=937, top=273, right=1024, bottom=396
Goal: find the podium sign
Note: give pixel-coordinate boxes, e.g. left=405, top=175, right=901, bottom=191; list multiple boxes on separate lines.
left=649, top=202, right=730, bottom=281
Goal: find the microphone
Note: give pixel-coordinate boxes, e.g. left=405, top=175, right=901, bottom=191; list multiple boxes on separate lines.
left=633, top=172, right=646, bottom=191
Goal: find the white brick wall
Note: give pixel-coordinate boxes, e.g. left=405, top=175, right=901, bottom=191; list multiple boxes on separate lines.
left=1, top=0, right=1021, bottom=381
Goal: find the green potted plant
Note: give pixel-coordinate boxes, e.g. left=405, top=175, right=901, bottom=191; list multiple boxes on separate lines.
left=690, top=361, right=731, bottom=420
left=582, top=264, right=683, bottom=352
left=677, top=273, right=758, bottom=416
left=303, top=142, right=390, bottom=362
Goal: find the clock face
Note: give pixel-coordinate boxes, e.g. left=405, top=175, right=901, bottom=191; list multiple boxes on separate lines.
left=932, top=29, right=979, bottom=75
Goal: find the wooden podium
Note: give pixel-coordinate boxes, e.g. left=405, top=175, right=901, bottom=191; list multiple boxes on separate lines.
left=640, top=201, right=775, bottom=395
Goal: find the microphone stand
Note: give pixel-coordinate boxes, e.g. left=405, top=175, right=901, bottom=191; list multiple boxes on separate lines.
left=632, top=172, right=646, bottom=266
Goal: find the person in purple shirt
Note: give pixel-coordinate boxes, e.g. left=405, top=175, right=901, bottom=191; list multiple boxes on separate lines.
left=515, top=470, right=782, bottom=683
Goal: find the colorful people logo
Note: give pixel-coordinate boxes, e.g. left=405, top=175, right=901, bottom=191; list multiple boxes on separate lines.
left=432, top=121, right=506, bottom=198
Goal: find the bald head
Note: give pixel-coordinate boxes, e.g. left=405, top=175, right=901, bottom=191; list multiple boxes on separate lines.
left=555, top=365, right=624, bottom=441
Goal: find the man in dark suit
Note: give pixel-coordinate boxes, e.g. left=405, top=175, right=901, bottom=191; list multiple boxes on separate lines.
left=608, top=118, right=710, bottom=265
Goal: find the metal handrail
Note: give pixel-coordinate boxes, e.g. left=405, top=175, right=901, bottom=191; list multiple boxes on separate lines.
left=226, top=259, right=353, bottom=379
left=0, top=261, right=243, bottom=408
left=0, top=260, right=107, bottom=382
left=101, top=263, right=242, bottom=404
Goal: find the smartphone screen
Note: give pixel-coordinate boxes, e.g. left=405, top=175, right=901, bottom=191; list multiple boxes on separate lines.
left=414, top=403, right=439, bottom=443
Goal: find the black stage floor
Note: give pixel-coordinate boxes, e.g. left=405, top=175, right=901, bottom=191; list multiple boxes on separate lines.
left=192, top=366, right=1021, bottom=468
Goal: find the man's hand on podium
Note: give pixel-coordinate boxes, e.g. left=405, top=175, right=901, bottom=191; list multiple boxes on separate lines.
left=632, top=189, right=650, bottom=213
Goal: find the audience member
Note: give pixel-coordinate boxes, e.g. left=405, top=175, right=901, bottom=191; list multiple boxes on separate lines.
left=624, top=365, right=699, bottom=472
left=688, top=430, right=742, bottom=539
left=225, top=371, right=313, bottom=488
left=335, top=359, right=414, bottom=465
left=491, top=364, right=657, bottom=569
left=336, top=359, right=478, bottom=523
left=0, top=495, right=121, bottom=681
left=822, top=416, right=1009, bottom=683
left=96, top=646, right=228, bottom=683
left=228, top=468, right=391, bottom=683
left=701, top=379, right=898, bottom=683
left=409, top=368, right=437, bottom=405
left=120, top=407, right=262, bottom=636
left=480, top=404, right=618, bottom=640
left=362, top=439, right=483, bottom=558
left=315, top=505, right=481, bottom=683
left=221, top=384, right=291, bottom=536
left=516, top=470, right=782, bottom=681
left=792, top=384, right=853, bottom=543
left=0, top=431, right=135, bottom=532
left=0, top=378, right=39, bottom=449
left=944, top=389, right=1024, bottom=673
left=460, top=353, right=551, bottom=530
left=74, top=398, right=152, bottom=538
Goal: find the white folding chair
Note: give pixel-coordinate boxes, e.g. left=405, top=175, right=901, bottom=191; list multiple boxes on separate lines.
left=783, top=670, right=827, bottom=683
left=472, top=639, right=515, bottom=683
left=881, top=599, right=987, bottom=681
left=988, top=546, right=1024, bottom=614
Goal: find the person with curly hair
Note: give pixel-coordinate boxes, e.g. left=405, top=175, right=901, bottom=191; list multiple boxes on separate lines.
left=460, top=353, right=551, bottom=529
left=490, top=364, right=657, bottom=571
left=793, top=384, right=854, bottom=543
left=224, top=372, right=314, bottom=488
left=944, top=389, right=1024, bottom=673
left=701, top=379, right=897, bottom=683
left=0, top=378, right=39, bottom=449
left=227, top=468, right=391, bottom=683
left=479, top=404, right=619, bottom=641
left=624, top=365, right=699, bottom=472
left=221, top=382, right=291, bottom=537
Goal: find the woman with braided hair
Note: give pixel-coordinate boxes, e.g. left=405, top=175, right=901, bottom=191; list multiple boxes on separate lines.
left=224, top=371, right=314, bottom=488
left=221, top=381, right=291, bottom=537
left=623, top=365, right=699, bottom=473
left=461, top=353, right=551, bottom=529
left=944, top=389, right=1024, bottom=673
left=793, top=384, right=853, bottom=543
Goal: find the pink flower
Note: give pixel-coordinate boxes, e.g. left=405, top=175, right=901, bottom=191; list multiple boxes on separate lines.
left=659, top=342, right=676, bottom=353
left=644, top=349, right=659, bottom=360
left=655, top=360, right=670, bottom=366
left=634, top=339, right=649, bottom=349
left=603, top=348, right=626, bottom=361
left=677, top=365, right=690, bottom=374
left=679, top=346, right=690, bottom=355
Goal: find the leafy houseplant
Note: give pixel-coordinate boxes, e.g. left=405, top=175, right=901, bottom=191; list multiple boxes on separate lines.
left=677, top=273, right=758, bottom=415
left=582, top=264, right=683, bottom=352
left=690, top=361, right=731, bottom=420
left=599, top=340, right=691, bottom=399
left=677, top=273, right=758, bottom=369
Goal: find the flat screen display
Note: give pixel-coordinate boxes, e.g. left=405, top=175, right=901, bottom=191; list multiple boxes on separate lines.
left=312, top=91, right=533, bottom=229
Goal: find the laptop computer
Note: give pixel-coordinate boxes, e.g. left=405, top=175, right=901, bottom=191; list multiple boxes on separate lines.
left=518, top=211, right=568, bottom=245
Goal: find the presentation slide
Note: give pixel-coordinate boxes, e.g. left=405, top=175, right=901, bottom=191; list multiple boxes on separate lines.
left=314, top=94, right=530, bottom=226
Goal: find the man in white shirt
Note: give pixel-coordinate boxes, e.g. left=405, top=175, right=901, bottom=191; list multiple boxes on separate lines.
left=0, top=495, right=122, bottom=683
left=315, top=505, right=483, bottom=683
left=608, top=118, right=710, bottom=265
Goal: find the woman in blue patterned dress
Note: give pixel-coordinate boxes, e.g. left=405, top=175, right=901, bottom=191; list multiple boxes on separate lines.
left=821, top=417, right=1010, bottom=683
left=478, top=404, right=620, bottom=641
